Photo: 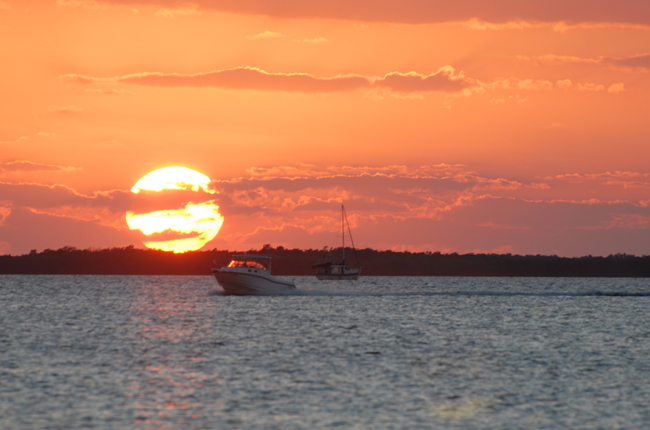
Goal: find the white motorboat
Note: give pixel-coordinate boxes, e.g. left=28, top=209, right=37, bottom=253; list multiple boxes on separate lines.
left=212, top=254, right=296, bottom=295
left=314, top=204, right=363, bottom=280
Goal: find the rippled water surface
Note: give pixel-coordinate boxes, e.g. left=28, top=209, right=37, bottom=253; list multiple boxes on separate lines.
left=2, top=275, right=650, bottom=429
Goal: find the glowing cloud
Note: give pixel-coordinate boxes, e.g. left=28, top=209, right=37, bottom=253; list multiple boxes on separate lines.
left=61, top=66, right=476, bottom=94
left=126, top=201, right=224, bottom=252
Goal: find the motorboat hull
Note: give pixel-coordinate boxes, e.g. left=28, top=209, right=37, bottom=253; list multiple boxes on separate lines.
left=212, top=268, right=296, bottom=295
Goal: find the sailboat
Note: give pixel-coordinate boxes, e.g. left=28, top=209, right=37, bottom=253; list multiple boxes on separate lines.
left=313, top=204, right=363, bottom=280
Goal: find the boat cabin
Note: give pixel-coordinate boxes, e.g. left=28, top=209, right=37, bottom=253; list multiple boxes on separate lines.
left=329, top=265, right=351, bottom=275
left=226, top=255, right=271, bottom=272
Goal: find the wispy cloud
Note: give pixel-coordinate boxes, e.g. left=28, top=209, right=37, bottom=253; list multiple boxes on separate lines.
left=0, top=136, right=29, bottom=145
left=0, top=206, right=10, bottom=226
left=0, top=160, right=76, bottom=174
left=247, top=30, right=285, bottom=39
left=608, top=53, right=650, bottom=71
left=469, top=19, right=650, bottom=32
left=1, top=132, right=57, bottom=145
left=520, top=53, right=650, bottom=71
left=608, top=83, right=625, bottom=93
left=155, top=6, right=201, bottom=17
left=33, top=105, right=83, bottom=115
left=577, top=83, right=605, bottom=92
left=300, top=37, right=329, bottom=43
left=486, top=78, right=554, bottom=91
left=83, top=88, right=129, bottom=95
left=56, top=0, right=136, bottom=12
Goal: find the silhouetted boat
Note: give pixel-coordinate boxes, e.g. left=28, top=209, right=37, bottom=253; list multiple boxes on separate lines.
left=212, top=254, right=296, bottom=295
left=314, top=204, right=363, bottom=280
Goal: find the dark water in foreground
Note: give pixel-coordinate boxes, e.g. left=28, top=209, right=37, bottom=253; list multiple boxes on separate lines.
left=1, top=275, right=650, bottom=429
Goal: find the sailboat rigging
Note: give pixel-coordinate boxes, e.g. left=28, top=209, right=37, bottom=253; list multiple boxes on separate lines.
left=313, top=204, right=363, bottom=280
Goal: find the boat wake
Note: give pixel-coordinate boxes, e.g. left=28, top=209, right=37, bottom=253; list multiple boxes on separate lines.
left=207, top=288, right=650, bottom=298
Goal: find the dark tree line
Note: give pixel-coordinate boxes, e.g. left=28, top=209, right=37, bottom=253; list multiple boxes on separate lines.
left=1, top=245, right=650, bottom=276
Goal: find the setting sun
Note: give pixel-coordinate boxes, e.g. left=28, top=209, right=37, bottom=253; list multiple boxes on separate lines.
left=126, top=167, right=224, bottom=253
left=131, top=166, right=212, bottom=193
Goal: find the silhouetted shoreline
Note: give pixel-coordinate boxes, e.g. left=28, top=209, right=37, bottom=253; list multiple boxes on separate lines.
left=1, top=245, right=649, bottom=277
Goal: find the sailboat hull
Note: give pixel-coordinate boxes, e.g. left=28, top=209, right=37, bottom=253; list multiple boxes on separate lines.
left=315, top=264, right=362, bottom=280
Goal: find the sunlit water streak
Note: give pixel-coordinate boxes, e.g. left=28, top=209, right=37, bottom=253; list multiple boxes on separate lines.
left=1, top=275, right=650, bottom=429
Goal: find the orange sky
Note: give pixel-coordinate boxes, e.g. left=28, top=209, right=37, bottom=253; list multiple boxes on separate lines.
left=1, top=0, right=650, bottom=256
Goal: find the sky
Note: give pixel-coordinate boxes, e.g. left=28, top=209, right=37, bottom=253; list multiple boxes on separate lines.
left=1, top=0, right=650, bottom=256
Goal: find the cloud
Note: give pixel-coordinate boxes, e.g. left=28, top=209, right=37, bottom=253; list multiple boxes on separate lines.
left=2, top=132, right=56, bottom=145
left=549, top=171, right=650, bottom=181
left=0, top=207, right=10, bottom=225
left=61, top=66, right=480, bottom=95
left=301, top=37, right=329, bottom=43
left=63, top=65, right=624, bottom=97
left=0, top=207, right=142, bottom=255
left=247, top=30, right=285, bottom=39
left=56, top=0, right=135, bottom=11
left=577, top=83, right=605, bottom=91
left=62, top=67, right=371, bottom=93
left=485, top=78, right=553, bottom=91
left=0, top=181, right=218, bottom=221
left=607, top=53, right=650, bottom=71
left=155, top=6, right=201, bottom=17
left=520, top=53, right=650, bottom=72
left=606, top=214, right=650, bottom=230
left=84, top=88, right=129, bottom=95
left=42, top=105, right=83, bottom=115
left=518, top=54, right=601, bottom=66
left=0, top=136, right=29, bottom=144
left=241, top=163, right=471, bottom=180
left=557, top=80, right=619, bottom=93
left=56, top=0, right=650, bottom=27
left=467, top=19, right=650, bottom=32
left=608, top=83, right=625, bottom=93
left=374, top=66, right=473, bottom=93
left=464, top=19, right=539, bottom=31
left=0, top=161, right=74, bottom=174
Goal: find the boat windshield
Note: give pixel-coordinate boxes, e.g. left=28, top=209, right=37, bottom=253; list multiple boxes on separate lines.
left=228, top=259, right=267, bottom=270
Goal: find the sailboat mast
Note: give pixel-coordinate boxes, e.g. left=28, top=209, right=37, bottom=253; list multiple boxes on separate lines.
left=341, top=204, right=345, bottom=264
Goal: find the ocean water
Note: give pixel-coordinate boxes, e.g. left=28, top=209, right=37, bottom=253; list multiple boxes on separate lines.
left=1, top=276, right=650, bottom=429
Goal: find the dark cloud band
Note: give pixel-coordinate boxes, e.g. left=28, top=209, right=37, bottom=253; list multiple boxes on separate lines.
left=63, top=0, right=650, bottom=26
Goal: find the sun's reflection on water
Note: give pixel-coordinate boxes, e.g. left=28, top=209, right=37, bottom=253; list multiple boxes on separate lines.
left=128, top=280, right=224, bottom=429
